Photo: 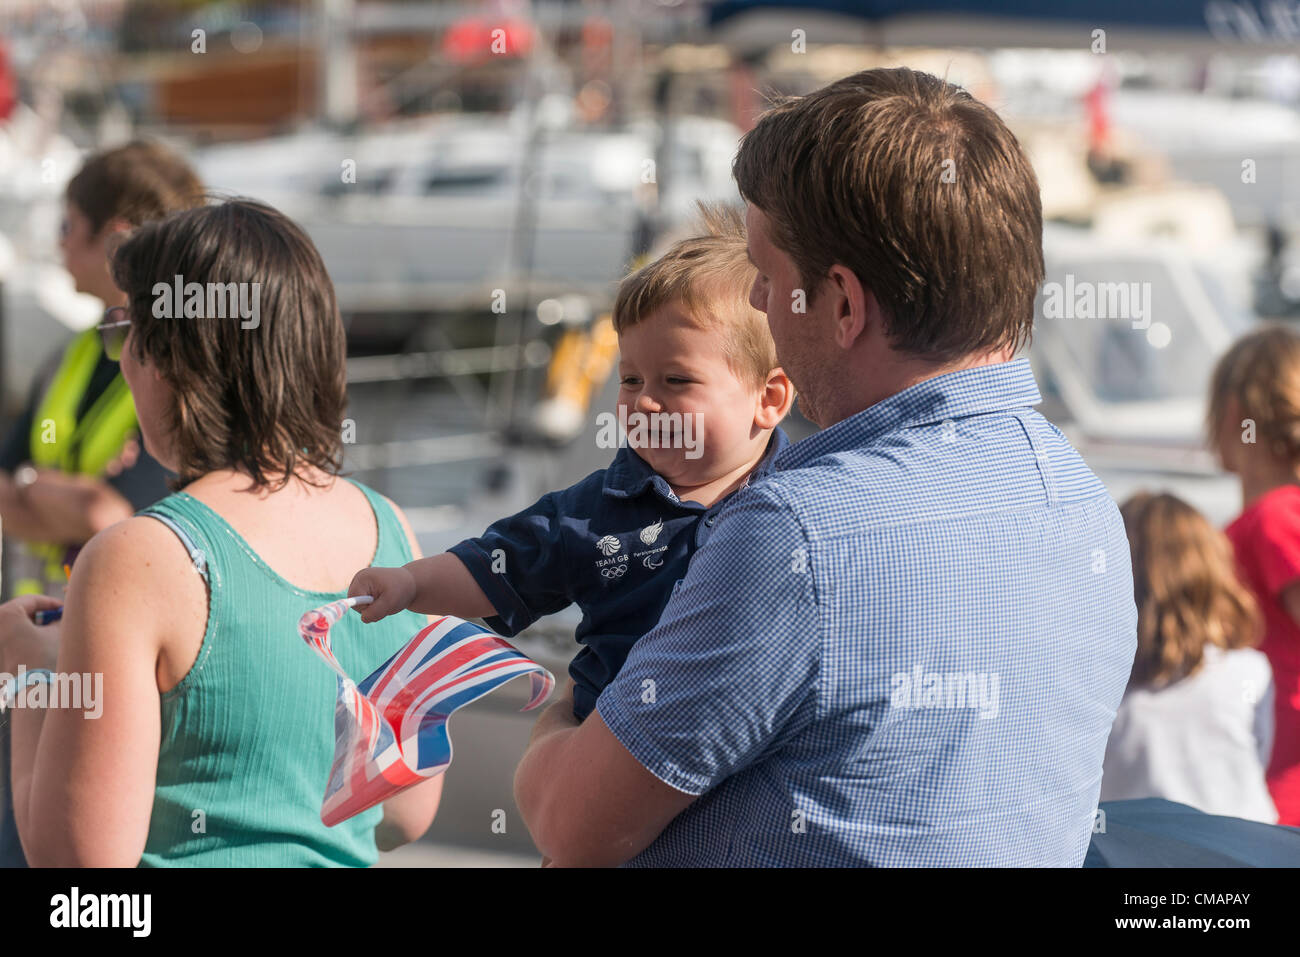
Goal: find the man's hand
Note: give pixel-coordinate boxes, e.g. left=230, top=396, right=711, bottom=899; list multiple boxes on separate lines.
left=513, top=691, right=698, bottom=866
left=527, top=679, right=579, bottom=747
left=347, top=566, right=418, bottom=623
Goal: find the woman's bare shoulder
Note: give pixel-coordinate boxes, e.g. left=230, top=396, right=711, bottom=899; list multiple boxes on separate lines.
left=72, top=515, right=208, bottom=632
left=78, top=513, right=193, bottom=567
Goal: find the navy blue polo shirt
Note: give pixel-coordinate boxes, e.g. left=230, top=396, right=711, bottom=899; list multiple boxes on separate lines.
left=449, top=428, right=790, bottom=720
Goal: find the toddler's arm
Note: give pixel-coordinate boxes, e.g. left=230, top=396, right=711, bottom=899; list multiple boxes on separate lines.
left=348, top=553, right=497, bottom=624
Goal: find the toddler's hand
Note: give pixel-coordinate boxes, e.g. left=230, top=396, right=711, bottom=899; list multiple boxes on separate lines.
left=348, top=566, right=417, bottom=623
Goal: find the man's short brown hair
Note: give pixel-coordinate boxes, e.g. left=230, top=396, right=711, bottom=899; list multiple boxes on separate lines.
left=111, top=199, right=346, bottom=491
left=613, top=202, right=777, bottom=386
left=732, top=67, right=1044, bottom=363
left=66, top=139, right=205, bottom=233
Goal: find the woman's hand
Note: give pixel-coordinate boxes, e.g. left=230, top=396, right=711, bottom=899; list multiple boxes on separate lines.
left=0, top=594, right=62, bottom=675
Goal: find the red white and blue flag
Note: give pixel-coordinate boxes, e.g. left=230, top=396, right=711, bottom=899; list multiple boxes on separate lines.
left=299, top=596, right=554, bottom=827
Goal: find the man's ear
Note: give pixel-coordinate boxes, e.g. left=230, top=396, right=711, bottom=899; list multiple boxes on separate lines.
left=755, top=367, right=795, bottom=430
left=827, top=264, right=879, bottom=351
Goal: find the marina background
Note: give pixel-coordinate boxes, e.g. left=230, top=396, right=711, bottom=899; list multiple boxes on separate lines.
left=1, top=0, right=1295, bottom=863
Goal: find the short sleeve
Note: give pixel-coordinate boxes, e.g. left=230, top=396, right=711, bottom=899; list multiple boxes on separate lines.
left=1252, top=497, right=1300, bottom=597
left=594, top=485, right=820, bottom=796
left=447, top=491, right=572, bottom=636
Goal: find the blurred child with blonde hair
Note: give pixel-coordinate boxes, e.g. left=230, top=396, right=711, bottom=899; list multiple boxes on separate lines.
left=1101, top=491, right=1275, bottom=822
left=1206, top=324, right=1300, bottom=825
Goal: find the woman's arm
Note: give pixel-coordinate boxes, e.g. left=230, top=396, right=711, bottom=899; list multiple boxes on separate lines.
left=374, top=497, right=446, bottom=849
left=2, top=517, right=189, bottom=865
left=375, top=776, right=445, bottom=851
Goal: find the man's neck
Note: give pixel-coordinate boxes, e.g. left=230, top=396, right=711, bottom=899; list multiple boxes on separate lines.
left=818, top=346, right=1016, bottom=428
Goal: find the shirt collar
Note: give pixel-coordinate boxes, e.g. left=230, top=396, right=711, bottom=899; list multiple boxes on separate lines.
left=603, top=426, right=791, bottom=501
left=775, top=357, right=1043, bottom=471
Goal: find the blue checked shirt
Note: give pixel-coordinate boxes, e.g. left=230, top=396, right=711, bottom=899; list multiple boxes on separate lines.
left=595, top=357, right=1138, bottom=866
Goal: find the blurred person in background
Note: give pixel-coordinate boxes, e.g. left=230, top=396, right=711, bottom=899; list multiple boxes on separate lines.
left=0, top=141, right=203, bottom=603
left=1209, top=326, right=1300, bottom=826
left=0, top=140, right=203, bottom=869
left=1101, top=491, right=1275, bottom=823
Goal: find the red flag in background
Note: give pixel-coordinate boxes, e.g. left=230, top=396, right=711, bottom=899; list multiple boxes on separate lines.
left=0, top=42, right=17, bottom=122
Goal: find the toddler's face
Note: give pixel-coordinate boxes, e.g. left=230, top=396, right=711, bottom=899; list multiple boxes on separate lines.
left=616, top=304, right=768, bottom=491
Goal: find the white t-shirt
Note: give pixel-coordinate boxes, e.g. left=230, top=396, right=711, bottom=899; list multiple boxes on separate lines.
left=1100, top=645, right=1277, bottom=823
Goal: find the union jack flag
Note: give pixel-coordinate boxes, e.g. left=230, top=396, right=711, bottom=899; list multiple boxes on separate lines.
left=299, top=597, right=554, bottom=827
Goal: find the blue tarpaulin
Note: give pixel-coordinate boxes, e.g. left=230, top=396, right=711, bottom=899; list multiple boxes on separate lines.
left=1087, top=798, right=1300, bottom=867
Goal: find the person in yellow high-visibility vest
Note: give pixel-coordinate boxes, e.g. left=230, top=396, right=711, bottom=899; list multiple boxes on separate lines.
left=0, top=142, right=204, bottom=870
left=0, top=142, right=204, bottom=600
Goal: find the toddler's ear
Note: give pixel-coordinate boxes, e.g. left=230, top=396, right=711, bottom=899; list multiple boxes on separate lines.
left=755, top=368, right=795, bottom=429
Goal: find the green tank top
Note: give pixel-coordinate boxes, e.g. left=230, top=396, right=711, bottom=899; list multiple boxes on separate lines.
left=136, top=479, right=428, bottom=867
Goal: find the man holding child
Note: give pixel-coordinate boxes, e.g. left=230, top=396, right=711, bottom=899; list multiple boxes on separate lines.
left=511, top=67, right=1138, bottom=866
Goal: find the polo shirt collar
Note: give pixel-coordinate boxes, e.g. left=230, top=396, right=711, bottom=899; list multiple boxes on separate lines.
left=776, top=357, right=1042, bottom=471
left=603, top=426, right=791, bottom=501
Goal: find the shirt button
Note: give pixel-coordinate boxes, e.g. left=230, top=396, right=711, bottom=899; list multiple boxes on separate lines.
left=705, top=516, right=716, bottom=527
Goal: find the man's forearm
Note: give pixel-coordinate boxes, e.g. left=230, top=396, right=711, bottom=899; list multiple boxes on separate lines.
left=514, top=685, right=581, bottom=858
left=0, top=472, right=132, bottom=544
left=527, top=689, right=581, bottom=746
left=0, top=472, right=46, bottom=542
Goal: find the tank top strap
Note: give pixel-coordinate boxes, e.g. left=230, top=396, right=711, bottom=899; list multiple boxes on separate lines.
left=138, top=480, right=412, bottom=596
left=343, top=478, right=417, bottom=567
left=138, top=494, right=222, bottom=589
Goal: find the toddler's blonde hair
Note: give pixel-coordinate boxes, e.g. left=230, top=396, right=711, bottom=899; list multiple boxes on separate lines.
left=613, top=202, right=778, bottom=388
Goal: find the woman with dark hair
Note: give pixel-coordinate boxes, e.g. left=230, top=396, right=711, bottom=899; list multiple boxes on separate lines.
left=0, top=199, right=443, bottom=865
